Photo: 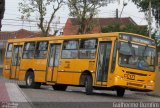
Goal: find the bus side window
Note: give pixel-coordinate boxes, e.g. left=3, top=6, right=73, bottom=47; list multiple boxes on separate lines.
left=35, top=41, right=48, bottom=59
left=79, top=39, right=97, bottom=59
left=23, top=42, right=35, bottom=59
left=6, top=43, right=13, bottom=58
left=62, top=40, right=79, bottom=59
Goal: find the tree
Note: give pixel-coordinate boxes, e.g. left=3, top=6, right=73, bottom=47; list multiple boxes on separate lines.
left=101, top=23, right=149, bottom=36
left=68, top=0, right=117, bottom=34
left=19, top=0, right=64, bottom=36
left=132, top=0, right=160, bottom=27
left=0, top=0, right=5, bottom=31
left=132, top=0, right=160, bottom=54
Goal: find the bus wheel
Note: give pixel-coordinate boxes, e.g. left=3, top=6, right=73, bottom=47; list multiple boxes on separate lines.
left=85, top=75, right=93, bottom=95
left=25, top=72, right=35, bottom=88
left=116, top=88, right=125, bottom=97
left=52, top=84, right=67, bottom=91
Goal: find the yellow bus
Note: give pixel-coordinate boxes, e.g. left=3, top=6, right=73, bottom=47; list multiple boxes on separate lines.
left=3, top=32, right=156, bottom=97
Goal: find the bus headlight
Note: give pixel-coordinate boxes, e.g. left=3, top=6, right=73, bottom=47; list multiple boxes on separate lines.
left=147, top=80, right=154, bottom=87
left=115, top=75, right=123, bottom=80
left=148, top=80, right=154, bottom=84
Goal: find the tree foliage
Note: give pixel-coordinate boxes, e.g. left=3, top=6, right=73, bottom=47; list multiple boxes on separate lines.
left=101, top=23, right=149, bottom=36
left=68, top=0, right=117, bottom=34
left=19, top=0, right=64, bottom=36
left=132, top=0, right=160, bottom=51
left=132, top=0, right=160, bottom=27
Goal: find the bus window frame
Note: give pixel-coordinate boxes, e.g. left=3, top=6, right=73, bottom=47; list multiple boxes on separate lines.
left=22, top=41, right=36, bottom=59
left=34, top=41, right=49, bottom=59
left=6, top=43, right=13, bottom=59
left=79, top=38, right=98, bottom=59
left=48, top=44, right=61, bottom=67
left=61, top=39, right=79, bottom=59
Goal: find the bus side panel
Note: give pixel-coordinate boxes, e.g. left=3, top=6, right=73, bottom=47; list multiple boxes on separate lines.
left=18, top=70, right=46, bottom=83
left=3, top=70, right=10, bottom=79
left=34, top=71, right=46, bottom=82
left=18, top=70, right=26, bottom=81
left=20, top=59, right=47, bottom=71
left=58, top=59, right=96, bottom=85
left=3, top=59, right=12, bottom=79
left=20, top=59, right=47, bottom=82
left=57, top=72, right=81, bottom=85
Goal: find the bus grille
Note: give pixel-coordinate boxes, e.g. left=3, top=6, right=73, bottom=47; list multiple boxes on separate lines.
left=127, top=82, right=143, bottom=87
left=126, top=71, right=147, bottom=76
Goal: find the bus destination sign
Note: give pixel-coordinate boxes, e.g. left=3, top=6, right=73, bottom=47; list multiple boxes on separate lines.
left=119, top=34, right=155, bottom=46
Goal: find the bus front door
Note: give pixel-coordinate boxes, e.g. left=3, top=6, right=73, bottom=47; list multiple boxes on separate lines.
left=96, top=42, right=112, bottom=86
left=47, top=44, right=61, bottom=82
left=11, top=45, right=22, bottom=79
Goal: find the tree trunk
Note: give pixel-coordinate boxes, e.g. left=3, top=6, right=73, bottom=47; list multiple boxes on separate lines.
left=0, top=0, right=5, bottom=31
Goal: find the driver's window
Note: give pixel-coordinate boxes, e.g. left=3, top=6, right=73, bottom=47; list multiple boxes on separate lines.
left=119, top=42, right=131, bottom=64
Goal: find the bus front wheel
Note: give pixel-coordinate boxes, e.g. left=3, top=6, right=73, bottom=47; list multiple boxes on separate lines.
left=52, top=84, right=67, bottom=91
left=116, top=88, right=125, bottom=97
left=85, top=75, right=93, bottom=95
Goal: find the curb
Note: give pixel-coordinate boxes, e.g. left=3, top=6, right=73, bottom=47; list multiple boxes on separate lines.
left=15, top=84, right=35, bottom=108
left=146, top=92, right=160, bottom=98
left=134, top=91, right=160, bottom=98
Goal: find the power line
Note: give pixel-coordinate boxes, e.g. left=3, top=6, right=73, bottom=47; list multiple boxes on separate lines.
left=3, top=18, right=66, bottom=24
left=2, top=23, right=65, bottom=28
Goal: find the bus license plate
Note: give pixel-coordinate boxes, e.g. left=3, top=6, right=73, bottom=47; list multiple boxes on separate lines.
left=124, top=74, right=135, bottom=80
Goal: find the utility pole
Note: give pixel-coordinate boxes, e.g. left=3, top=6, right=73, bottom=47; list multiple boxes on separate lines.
left=120, top=1, right=127, bottom=18
left=116, top=9, right=118, bottom=18
left=148, top=0, right=152, bottom=38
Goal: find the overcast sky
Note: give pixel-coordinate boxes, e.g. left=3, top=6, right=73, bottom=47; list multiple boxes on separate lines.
left=2, top=0, right=154, bottom=32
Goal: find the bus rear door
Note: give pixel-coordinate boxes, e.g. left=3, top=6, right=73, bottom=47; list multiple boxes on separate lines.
left=47, top=44, right=61, bottom=82
left=11, top=45, right=22, bottom=79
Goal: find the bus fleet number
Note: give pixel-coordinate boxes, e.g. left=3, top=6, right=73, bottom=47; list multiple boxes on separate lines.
left=124, top=74, right=135, bottom=80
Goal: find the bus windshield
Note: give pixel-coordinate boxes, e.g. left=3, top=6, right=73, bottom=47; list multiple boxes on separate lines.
left=118, top=42, right=155, bottom=72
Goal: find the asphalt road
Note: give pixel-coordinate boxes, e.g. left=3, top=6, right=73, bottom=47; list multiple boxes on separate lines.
left=20, top=85, right=160, bottom=102
left=21, top=85, right=160, bottom=108
left=1, top=70, right=160, bottom=108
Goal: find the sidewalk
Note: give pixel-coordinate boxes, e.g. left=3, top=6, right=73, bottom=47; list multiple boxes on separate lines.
left=0, top=78, right=34, bottom=108
left=146, top=91, right=160, bottom=97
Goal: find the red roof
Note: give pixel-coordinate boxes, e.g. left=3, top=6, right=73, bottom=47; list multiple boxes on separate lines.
left=63, top=17, right=140, bottom=35
left=0, top=29, right=41, bottom=40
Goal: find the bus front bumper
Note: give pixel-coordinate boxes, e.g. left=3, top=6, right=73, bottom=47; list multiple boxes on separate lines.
left=114, top=77, right=154, bottom=91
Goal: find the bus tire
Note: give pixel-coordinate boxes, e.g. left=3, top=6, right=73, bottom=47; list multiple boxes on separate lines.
left=52, top=84, right=67, bottom=91
left=25, top=72, right=35, bottom=88
left=85, top=75, right=93, bottom=95
left=116, top=88, right=125, bottom=97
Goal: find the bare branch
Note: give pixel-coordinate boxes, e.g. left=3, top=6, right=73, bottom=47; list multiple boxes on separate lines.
left=19, top=0, right=64, bottom=36
left=46, top=0, right=64, bottom=35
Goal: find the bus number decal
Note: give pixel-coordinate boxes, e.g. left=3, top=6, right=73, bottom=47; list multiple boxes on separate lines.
left=124, top=74, right=135, bottom=80
left=64, top=61, right=70, bottom=68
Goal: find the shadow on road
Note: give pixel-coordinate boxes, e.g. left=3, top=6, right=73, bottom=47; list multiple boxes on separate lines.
left=19, top=84, right=145, bottom=101
left=69, top=90, right=140, bottom=100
